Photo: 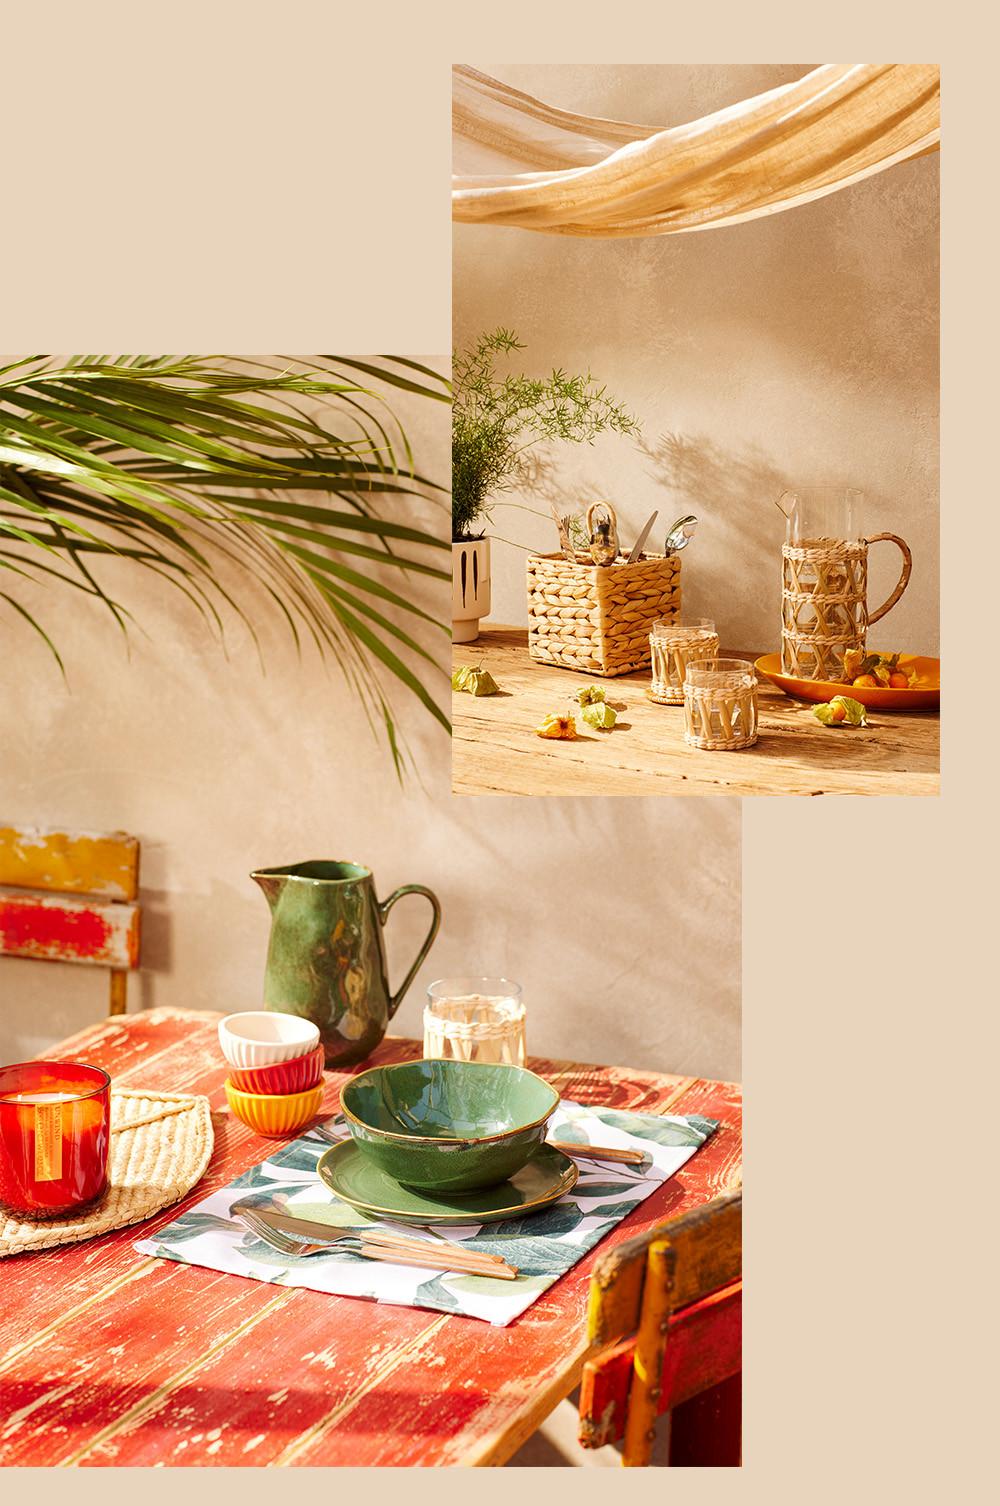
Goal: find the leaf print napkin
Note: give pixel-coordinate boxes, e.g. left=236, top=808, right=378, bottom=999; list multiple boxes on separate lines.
left=135, top=1101, right=718, bottom=1327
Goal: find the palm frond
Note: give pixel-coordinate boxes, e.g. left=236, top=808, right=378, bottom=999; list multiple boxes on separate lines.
left=0, top=355, right=451, bottom=772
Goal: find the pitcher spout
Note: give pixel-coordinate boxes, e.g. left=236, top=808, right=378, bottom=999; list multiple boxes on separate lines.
left=250, top=869, right=286, bottom=910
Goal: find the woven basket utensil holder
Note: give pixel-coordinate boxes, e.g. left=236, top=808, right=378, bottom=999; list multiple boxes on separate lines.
left=527, top=503, right=681, bottom=677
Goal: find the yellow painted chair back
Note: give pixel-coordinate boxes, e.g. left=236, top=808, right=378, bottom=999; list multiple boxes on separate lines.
left=580, top=1189, right=742, bottom=1466
left=0, top=824, right=141, bottom=1016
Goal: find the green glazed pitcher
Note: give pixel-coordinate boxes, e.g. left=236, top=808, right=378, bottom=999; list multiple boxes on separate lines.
left=250, top=861, right=442, bottom=1068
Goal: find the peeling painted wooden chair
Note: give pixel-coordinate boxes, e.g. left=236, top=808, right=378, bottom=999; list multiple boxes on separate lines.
left=0, top=824, right=141, bottom=1017
left=579, top=1190, right=742, bottom=1466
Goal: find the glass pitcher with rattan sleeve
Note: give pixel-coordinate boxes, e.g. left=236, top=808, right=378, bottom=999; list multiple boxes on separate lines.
left=780, top=487, right=912, bottom=680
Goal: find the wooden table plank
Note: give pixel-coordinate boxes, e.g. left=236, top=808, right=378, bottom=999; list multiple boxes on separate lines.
left=0, top=1009, right=741, bottom=1468
left=453, top=626, right=939, bottom=796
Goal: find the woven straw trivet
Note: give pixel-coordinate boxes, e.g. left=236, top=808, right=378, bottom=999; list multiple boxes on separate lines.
left=0, top=1087, right=214, bottom=1257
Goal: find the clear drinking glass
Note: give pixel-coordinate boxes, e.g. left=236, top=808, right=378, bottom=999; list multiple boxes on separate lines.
left=649, top=618, right=720, bottom=704
left=423, top=978, right=526, bottom=1065
left=683, top=657, right=759, bottom=751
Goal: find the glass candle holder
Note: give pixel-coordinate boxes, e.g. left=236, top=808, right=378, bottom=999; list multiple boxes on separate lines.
left=683, top=658, right=759, bottom=751
left=423, top=978, right=526, bottom=1066
left=0, top=1061, right=111, bottom=1217
left=649, top=618, right=720, bottom=704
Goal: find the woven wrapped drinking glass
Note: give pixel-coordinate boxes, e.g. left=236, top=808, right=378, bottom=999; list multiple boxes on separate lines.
left=423, top=979, right=526, bottom=1066
left=683, top=658, right=759, bottom=751
left=526, top=553, right=681, bottom=677
left=781, top=537, right=868, bottom=681
left=648, top=619, right=719, bottom=704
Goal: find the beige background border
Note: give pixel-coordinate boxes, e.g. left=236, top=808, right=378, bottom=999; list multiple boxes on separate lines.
left=1, top=0, right=984, bottom=1494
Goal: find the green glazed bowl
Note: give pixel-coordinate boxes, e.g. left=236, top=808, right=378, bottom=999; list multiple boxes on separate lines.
left=340, top=1059, right=559, bottom=1192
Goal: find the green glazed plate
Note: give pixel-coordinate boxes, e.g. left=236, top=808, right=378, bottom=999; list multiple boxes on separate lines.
left=317, top=1140, right=579, bottom=1226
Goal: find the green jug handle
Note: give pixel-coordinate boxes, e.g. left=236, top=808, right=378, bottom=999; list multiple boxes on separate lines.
left=377, top=884, right=442, bottom=1019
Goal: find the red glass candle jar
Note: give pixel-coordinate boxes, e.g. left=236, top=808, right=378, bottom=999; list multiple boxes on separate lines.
left=0, top=1061, right=111, bottom=1216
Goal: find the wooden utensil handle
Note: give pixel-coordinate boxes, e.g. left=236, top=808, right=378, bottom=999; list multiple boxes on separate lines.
left=549, top=1140, right=646, bottom=1164
left=864, top=532, right=912, bottom=625
left=357, top=1243, right=518, bottom=1279
left=357, top=1229, right=510, bottom=1267
left=353, top=1226, right=512, bottom=1269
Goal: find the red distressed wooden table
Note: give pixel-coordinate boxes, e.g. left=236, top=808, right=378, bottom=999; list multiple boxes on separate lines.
left=0, top=1008, right=742, bottom=1467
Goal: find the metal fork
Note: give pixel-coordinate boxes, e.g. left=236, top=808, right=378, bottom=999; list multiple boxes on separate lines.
left=234, top=1205, right=517, bottom=1280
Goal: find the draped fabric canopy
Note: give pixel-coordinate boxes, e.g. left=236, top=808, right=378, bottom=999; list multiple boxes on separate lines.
left=452, top=64, right=940, bottom=238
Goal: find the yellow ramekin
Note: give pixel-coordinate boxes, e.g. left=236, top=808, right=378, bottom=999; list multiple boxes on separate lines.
left=225, top=1078, right=324, bottom=1137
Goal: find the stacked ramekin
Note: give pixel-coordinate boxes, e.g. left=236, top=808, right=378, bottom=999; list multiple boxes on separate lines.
left=219, top=1012, right=325, bottom=1136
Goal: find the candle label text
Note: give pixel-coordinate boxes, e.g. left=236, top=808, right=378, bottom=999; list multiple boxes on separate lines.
left=34, top=1102, right=63, bottom=1182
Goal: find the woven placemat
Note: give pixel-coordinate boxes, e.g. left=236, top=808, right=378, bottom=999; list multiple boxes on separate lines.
left=0, top=1087, right=214, bottom=1257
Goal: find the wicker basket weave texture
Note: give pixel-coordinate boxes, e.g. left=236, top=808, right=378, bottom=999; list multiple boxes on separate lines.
left=781, top=539, right=868, bottom=681
left=649, top=627, right=721, bottom=705
left=683, top=682, right=759, bottom=751
left=527, top=552, right=681, bottom=677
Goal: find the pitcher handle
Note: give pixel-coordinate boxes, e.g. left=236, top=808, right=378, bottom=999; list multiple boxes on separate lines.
left=865, top=533, right=912, bottom=626
left=377, top=885, right=442, bottom=1019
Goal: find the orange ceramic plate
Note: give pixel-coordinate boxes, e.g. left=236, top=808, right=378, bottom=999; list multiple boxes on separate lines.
left=755, top=654, right=940, bottom=710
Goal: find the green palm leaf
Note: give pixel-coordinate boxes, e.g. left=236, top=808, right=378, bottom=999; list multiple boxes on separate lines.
left=0, top=355, right=452, bottom=774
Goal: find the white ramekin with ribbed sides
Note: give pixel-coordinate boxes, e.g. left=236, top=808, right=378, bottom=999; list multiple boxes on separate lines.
left=218, top=1011, right=320, bottom=1072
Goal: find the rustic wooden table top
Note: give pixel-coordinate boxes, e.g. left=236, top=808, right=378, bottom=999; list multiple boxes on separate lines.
left=452, top=626, right=940, bottom=797
left=0, top=1008, right=741, bottom=1468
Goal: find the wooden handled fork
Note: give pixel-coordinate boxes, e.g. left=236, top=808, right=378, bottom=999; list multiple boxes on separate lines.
left=234, top=1205, right=519, bottom=1280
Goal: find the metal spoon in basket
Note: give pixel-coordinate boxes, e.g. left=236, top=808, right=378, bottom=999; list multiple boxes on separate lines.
left=664, top=514, right=699, bottom=556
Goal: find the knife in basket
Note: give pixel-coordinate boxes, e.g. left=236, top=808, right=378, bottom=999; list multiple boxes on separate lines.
left=626, top=509, right=659, bottom=564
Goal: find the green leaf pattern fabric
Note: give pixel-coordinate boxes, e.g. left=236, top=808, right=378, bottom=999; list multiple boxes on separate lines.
left=135, top=1101, right=718, bottom=1327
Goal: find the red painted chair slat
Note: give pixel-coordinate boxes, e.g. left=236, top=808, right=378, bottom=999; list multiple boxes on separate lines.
left=0, top=889, right=140, bottom=969
left=669, top=1372, right=742, bottom=1467
left=578, top=1281, right=742, bottom=1447
left=579, top=1191, right=742, bottom=1466
left=0, top=824, right=141, bottom=1015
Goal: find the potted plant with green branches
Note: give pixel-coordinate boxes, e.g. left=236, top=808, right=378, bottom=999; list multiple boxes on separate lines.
left=0, top=354, right=450, bottom=776
left=451, top=328, right=640, bottom=642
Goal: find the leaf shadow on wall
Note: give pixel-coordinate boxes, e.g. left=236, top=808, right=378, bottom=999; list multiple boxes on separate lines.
left=635, top=431, right=793, bottom=646
left=491, top=452, right=611, bottom=554
left=510, top=431, right=795, bottom=647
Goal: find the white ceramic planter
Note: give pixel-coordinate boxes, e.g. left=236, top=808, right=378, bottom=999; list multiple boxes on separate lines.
left=452, top=538, right=491, bottom=643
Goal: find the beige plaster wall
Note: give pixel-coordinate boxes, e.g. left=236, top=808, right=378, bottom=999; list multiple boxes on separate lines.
left=0, top=360, right=740, bottom=1081
left=454, top=64, right=940, bottom=656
